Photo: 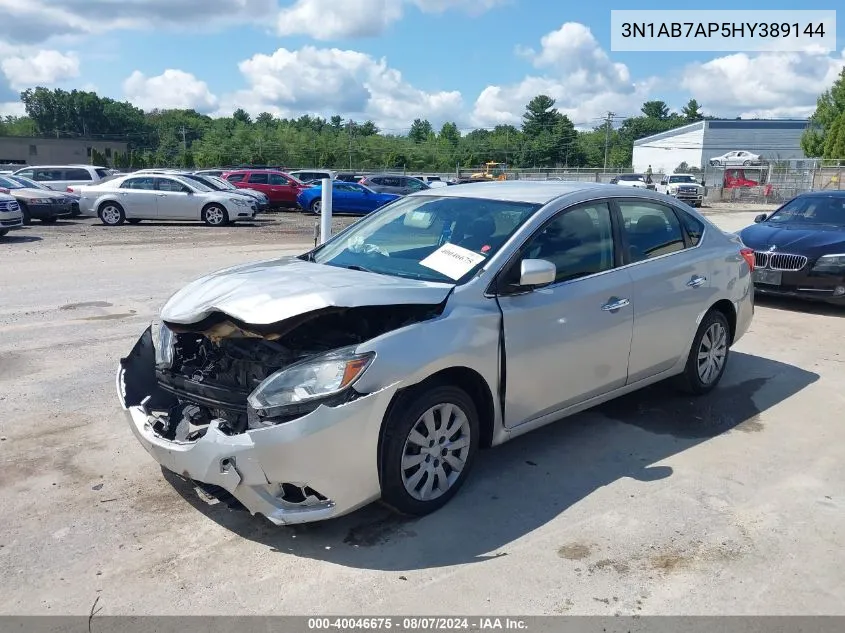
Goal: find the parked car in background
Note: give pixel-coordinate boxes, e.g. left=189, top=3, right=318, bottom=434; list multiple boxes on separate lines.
left=412, top=175, right=448, bottom=188
left=0, top=192, right=23, bottom=237
left=336, top=173, right=364, bottom=183
left=739, top=191, right=845, bottom=305
left=297, top=181, right=400, bottom=215
left=7, top=174, right=82, bottom=217
left=118, top=181, right=754, bottom=525
left=138, top=170, right=270, bottom=214
left=287, top=169, right=337, bottom=183
left=13, top=165, right=111, bottom=191
left=0, top=175, right=76, bottom=224
left=223, top=169, right=309, bottom=209
left=358, top=174, right=430, bottom=195
left=610, top=173, right=656, bottom=190
left=75, top=173, right=257, bottom=226
left=194, top=169, right=225, bottom=178
left=206, top=176, right=270, bottom=212
left=709, top=151, right=762, bottom=167
left=656, top=173, right=704, bottom=207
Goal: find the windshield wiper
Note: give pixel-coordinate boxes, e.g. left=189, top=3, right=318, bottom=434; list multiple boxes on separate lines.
left=344, top=264, right=378, bottom=274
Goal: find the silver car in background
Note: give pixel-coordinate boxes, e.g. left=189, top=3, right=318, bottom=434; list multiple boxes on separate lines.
left=117, top=182, right=754, bottom=525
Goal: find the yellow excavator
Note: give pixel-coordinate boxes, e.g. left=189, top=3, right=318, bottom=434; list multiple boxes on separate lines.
left=457, top=162, right=509, bottom=183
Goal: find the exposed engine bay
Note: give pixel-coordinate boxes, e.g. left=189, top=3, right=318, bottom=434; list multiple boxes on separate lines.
left=152, top=304, right=442, bottom=439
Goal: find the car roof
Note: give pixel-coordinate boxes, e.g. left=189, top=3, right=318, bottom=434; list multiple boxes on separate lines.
left=420, top=180, right=612, bottom=203
left=797, top=190, right=845, bottom=198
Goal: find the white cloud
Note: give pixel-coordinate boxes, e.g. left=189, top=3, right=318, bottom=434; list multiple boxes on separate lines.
left=0, top=0, right=277, bottom=45
left=276, top=0, right=507, bottom=39
left=472, top=23, right=651, bottom=128
left=1, top=49, right=80, bottom=89
left=123, top=70, right=218, bottom=111
left=219, top=46, right=463, bottom=130
left=0, top=101, right=26, bottom=117
left=681, top=49, right=845, bottom=119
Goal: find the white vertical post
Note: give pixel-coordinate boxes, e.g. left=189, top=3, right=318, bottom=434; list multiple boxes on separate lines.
left=320, top=177, right=333, bottom=244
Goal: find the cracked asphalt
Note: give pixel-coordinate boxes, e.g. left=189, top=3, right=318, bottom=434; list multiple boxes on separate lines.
left=1, top=205, right=844, bottom=615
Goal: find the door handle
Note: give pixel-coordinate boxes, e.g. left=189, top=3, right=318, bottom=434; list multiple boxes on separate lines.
left=687, top=275, right=707, bottom=288
left=601, top=297, right=630, bottom=311
left=155, top=193, right=166, bottom=197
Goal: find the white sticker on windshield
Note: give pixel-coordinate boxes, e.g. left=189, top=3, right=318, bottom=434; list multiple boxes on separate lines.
left=419, top=243, right=486, bottom=280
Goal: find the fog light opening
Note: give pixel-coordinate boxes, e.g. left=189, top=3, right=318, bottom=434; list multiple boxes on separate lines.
left=834, top=286, right=845, bottom=297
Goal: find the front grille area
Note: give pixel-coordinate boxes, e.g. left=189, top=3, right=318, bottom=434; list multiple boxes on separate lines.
left=0, top=200, right=20, bottom=211
left=754, top=251, right=808, bottom=271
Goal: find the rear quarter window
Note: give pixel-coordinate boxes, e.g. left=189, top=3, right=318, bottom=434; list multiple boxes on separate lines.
left=676, top=209, right=705, bottom=246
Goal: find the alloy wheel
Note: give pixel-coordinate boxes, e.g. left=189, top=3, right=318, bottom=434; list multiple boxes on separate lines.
left=697, top=322, right=727, bottom=385
left=101, top=205, right=122, bottom=225
left=400, top=403, right=471, bottom=502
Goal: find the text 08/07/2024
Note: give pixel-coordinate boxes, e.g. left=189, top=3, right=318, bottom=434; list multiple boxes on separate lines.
left=610, top=10, right=836, bottom=52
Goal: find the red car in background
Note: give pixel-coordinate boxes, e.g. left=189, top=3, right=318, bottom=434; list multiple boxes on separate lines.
left=222, top=169, right=309, bottom=209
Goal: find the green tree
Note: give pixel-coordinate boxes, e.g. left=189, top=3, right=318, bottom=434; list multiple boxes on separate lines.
left=90, top=147, right=108, bottom=166
left=823, top=111, right=845, bottom=158
left=681, top=98, right=704, bottom=122
left=641, top=100, right=671, bottom=120
left=803, top=67, right=845, bottom=157
left=439, top=121, right=460, bottom=146
left=408, top=118, right=433, bottom=143
left=522, top=95, right=560, bottom=137
left=232, top=108, right=252, bottom=125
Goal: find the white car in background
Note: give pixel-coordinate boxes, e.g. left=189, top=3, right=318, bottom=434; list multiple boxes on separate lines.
left=610, top=173, right=656, bottom=190
left=0, top=192, right=23, bottom=237
left=12, top=165, right=112, bottom=190
left=72, top=173, right=257, bottom=226
left=709, top=151, right=762, bottom=167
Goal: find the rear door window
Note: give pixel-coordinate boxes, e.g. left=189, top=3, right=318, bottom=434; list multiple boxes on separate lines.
left=268, top=173, right=288, bottom=185
left=248, top=173, right=269, bottom=184
left=64, top=168, right=93, bottom=181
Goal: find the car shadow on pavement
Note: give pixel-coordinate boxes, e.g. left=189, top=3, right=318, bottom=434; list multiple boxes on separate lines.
left=96, top=221, right=261, bottom=228
left=163, top=351, right=818, bottom=571
left=0, top=233, right=42, bottom=243
left=755, top=294, right=844, bottom=317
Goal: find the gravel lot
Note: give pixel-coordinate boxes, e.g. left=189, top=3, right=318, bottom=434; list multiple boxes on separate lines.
left=1, top=204, right=844, bottom=616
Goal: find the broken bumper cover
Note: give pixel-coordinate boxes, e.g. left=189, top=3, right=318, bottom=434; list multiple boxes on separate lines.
left=116, top=327, right=399, bottom=525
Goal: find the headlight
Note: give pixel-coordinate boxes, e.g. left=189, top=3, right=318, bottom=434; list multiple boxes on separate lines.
left=153, top=321, right=175, bottom=368
left=230, top=197, right=248, bottom=206
left=812, top=253, right=845, bottom=273
left=247, top=347, right=374, bottom=425
left=29, top=198, right=51, bottom=204
left=668, top=186, right=678, bottom=193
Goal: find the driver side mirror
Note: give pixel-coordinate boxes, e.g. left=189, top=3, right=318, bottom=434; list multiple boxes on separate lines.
left=754, top=213, right=767, bottom=223
left=519, top=259, right=556, bottom=287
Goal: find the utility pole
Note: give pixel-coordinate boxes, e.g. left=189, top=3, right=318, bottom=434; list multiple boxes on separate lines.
left=180, top=126, right=187, bottom=152
left=603, top=112, right=614, bottom=170
left=347, top=121, right=353, bottom=170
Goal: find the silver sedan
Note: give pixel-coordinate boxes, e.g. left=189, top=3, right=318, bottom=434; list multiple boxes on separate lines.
left=117, top=181, right=755, bottom=525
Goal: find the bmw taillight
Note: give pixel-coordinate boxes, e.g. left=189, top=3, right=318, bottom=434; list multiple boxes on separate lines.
left=740, top=247, right=755, bottom=272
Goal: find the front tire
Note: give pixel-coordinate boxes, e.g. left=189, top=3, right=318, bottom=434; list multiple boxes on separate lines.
left=710, top=160, right=721, bottom=167
left=98, top=202, right=125, bottom=226
left=674, top=309, right=731, bottom=395
left=19, top=203, right=31, bottom=225
left=310, top=199, right=321, bottom=214
left=202, top=204, right=229, bottom=226
left=380, top=385, right=479, bottom=517
left=0, top=229, right=8, bottom=237
left=743, top=160, right=752, bottom=166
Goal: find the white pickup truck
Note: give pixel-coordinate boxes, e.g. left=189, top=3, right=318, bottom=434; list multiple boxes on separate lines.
left=656, top=173, right=704, bottom=207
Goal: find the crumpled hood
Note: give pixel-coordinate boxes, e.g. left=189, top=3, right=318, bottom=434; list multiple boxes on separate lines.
left=161, top=256, right=455, bottom=325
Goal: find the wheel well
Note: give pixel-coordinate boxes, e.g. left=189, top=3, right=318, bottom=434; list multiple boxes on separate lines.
left=709, top=299, right=736, bottom=344
left=377, top=367, right=496, bottom=482
left=201, top=202, right=225, bottom=213
left=98, top=200, right=122, bottom=212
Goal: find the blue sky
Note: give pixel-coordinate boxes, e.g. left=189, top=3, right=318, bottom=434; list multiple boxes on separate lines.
left=1, top=0, right=843, bottom=132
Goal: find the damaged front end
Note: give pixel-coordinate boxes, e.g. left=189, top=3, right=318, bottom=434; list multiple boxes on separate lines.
left=117, top=304, right=441, bottom=524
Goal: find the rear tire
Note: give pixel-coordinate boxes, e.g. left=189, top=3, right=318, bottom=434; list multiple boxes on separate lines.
left=0, top=229, right=8, bottom=237
left=310, top=199, right=322, bottom=214
left=380, top=385, right=479, bottom=517
left=674, top=309, right=731, bottom=395
left=98, top=202, right=125, bottom=226
left=40, top=217, right=57, bottom=224
left=743, top=160, right=752, bottom=166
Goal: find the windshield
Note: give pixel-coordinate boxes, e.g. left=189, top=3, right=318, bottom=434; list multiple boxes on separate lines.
left=7, top=175, right=46, bottom=189
left=184, top=175, right=221, bottom=190
left=0, top=175, right=25, bottom=189
left=183, top=178, right=213, bottom=193
left=309, top=195, right=540, bottom=283
left=766, top=196, right=845, bottom=227
left=669, top=175, right=697, bottom=183
left=210, top=176, right=236, bottom=190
